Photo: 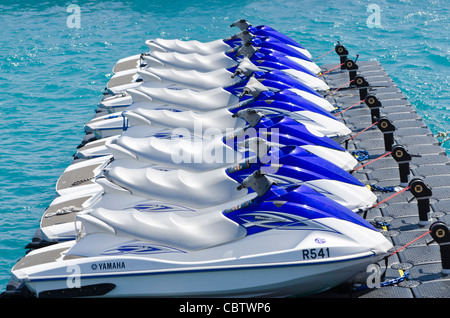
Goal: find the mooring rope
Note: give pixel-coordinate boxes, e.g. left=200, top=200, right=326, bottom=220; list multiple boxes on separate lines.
left=318, top=62, right=345, bottom=77
left=387, top=230, right=432, bottom=258
left=334, top=99, right=366, bottom=117
left=353, top=217, right=432, bottom=292
left=370, top=186, right=410, bottom=210
left=324, top=79, right=354, bottom=97
left=343, top=120, right=378, bottom=149
left=312, top=47, right=336, bottom=61
left=352, top=272, right=410, bottom=292
left=351, top=151, right=393, bottom=172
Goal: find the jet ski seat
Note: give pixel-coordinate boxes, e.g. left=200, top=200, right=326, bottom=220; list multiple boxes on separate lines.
left=84, top=205, right=247, bottom=251
left=136, top=86, right=240, bottom=112
left=146, top=38, right=232, bottom=55
left=139, top=67, right=242, bottom=91
left=104, top=166, right=249, bottom=209
left=142, top=51, right=237, bottom=72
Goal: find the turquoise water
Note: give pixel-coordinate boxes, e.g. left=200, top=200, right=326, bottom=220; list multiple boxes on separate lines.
left=0, top=0, right=448, bottom=292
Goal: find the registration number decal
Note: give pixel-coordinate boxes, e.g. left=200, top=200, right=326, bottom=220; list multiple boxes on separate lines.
left=302, top=248, right=330, bottom=259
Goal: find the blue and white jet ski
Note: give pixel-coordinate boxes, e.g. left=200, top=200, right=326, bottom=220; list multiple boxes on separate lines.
left=124, top=39, right=319, bottom=78
left=98, top=145, right=375, bottom=212
left=77, top=110, right=356, bottom=171
left=146, top=28, right=313, bottom=61
left=9, top=178, right=392, bottom=298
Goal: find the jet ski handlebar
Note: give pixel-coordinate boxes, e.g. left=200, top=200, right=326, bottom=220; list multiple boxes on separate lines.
left=232, top=108, right=265, bottom=127
left=230, top=19, right=252, bottom=31
left=237, top=170, right=275, bottom=196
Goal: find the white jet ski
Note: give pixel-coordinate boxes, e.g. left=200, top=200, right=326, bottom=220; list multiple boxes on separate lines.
left=114, top=44, right=320, bottom=81
left=145, top=27, right=312, bottom=60
left=100, top=145, right=376, bottom=213
left=8, top=179, right=392, bottom=298
left=83, top=106, right=352, bottom=164
left=76, top=114, right=357, bottom=171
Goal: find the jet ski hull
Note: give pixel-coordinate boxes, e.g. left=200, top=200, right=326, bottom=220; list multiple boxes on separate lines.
left=15, top=251, right=381, bottom=298
left=11, top=218, right=391, bottom=298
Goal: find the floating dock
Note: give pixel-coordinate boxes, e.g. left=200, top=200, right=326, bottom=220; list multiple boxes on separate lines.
left=315, top=55, right=450, bottom=298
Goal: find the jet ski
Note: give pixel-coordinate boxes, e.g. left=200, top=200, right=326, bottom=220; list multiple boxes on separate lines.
left=130, top=38, right=319, bottom=79
left=110, top=36, right=320, bottom=83
left=77, top=110, right=357, bottom=170
left=9, top=177, right=392, bottom=298
left=101, top=76, right=334, bottom=119
left=110, top=32, right=326, bottom=90
left=61, top=142, right=370, bottom=214
left=86, top=101, right=348, bottom=141
left=147, top=29, right=313, bottom=62
left=106, top=51, right=326, bottom=118
left=127, top=77, right=331, bottom=115
left=99, top=145, right=375, bottom=212
left=252, top=69, right=334, bottom=112
left=56, top=129, right=358, bottom=199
